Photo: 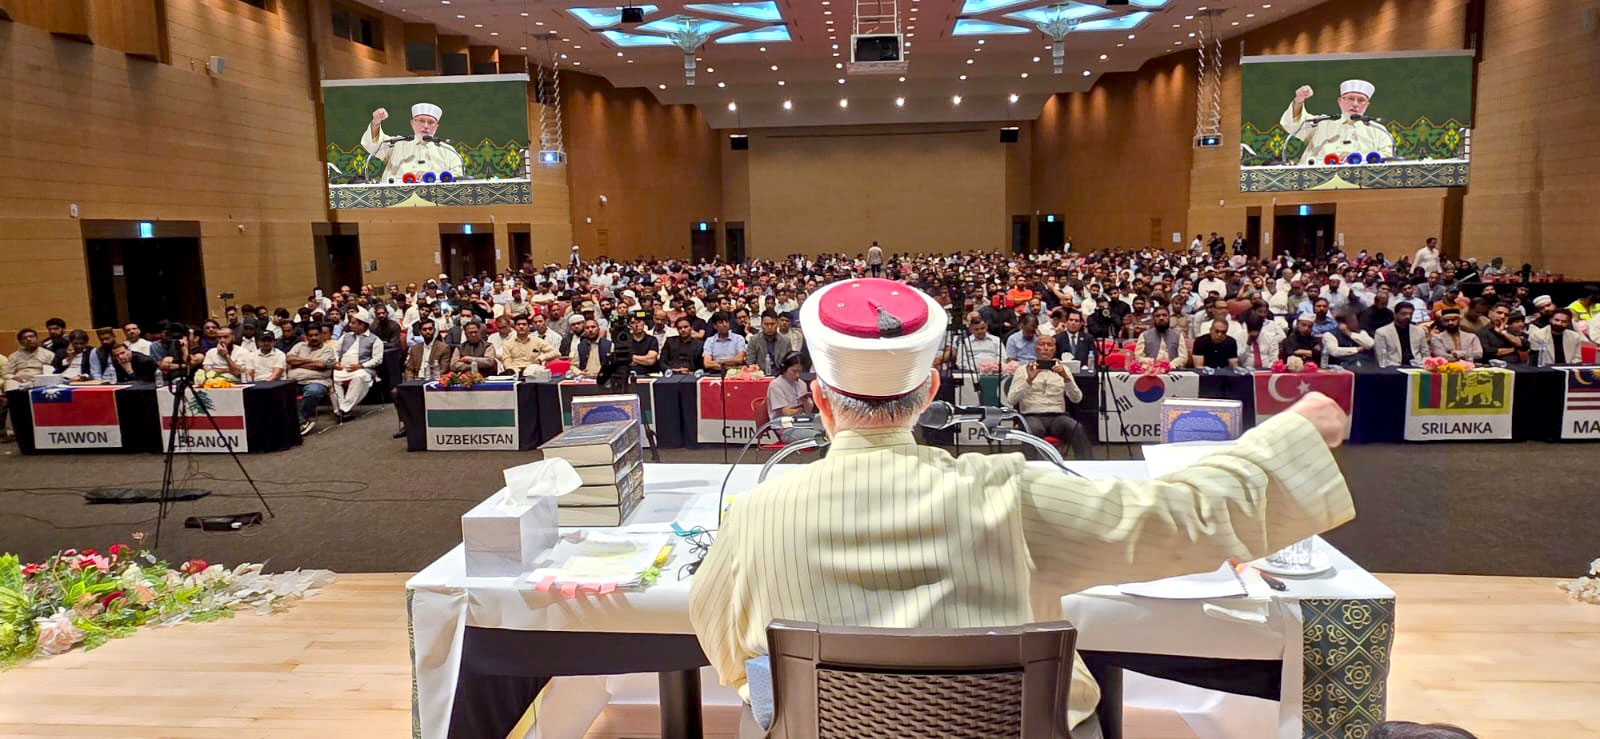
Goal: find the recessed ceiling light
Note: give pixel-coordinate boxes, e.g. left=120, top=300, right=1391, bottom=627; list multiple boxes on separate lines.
left=1032, top=56, right=1040, bottom=62
left=1020, top=72, right=1029, bottom=78
left=966, top=59, right=974, bottom=64
left=838, top=78, right=846, bottom=84
left=1082, top=70, right=1091, bottom=76
left=907, top=32, right=915, bottom=36
left=770, top=64, right=778, bottom=71
left=561, top=38, right=570, bottom=41
left=626, top=59, right=634, bottom=63
left=455, top=13, right=464, bottom=18
left=659, top=84, right=667, bottom=89
left=1116, top=43, right=1124, bottom=47
left=897, top=76, right=906, bottom=82
left=760, top=46, right=767, bottom=52
left=520, top=46, right=527, bottom=50
left=1188, top=32, right=1196, bottom=37
left=1128, top=34, right=1136, bottom=39
left=783, top=99, right=792, bottom=110
left=778, top=80, right=785, bottom=85
left=1185, top=14, right=1193, bottom=19
left=1263, top=3, right=1272, bottom=7
left=832, top=43, right=839, bottom=49
left=1232, top=21, right=1239, bottom=25
left=617, top=51, right=624, bottom=56
left=835, top=62, right=843, bottom=69
left=1099, top=54, right=1108, bottom=60
left=1008, top=93, right=1019, bottom=103
left=952, top=95, right=961, bottom=105
left=978, top=39, right=985, bottom=45
left=895, top=96, right=905, bottom=107
left=1246, top=12, right=1255, bottom=17
left=707, top=67, right=715, bottom=72
left=474, top=24, right=482, bottom=28
left=717, top=81, right=726, bottom=87
left=535, top=21, right=544, bottom=25
left=823, top=9, right=831, bottom=14
left=561, top=53, right=569, bottom=59
left=1172, top=24, right=1180, bottom=28
left=727, top=102, right=737, bottom=111
left=959, top=74, right=967, bottom=80
left=520, top=11, right=528, bottom=16
left=1199, top=5, right=1208, bottom=9
left=833, top=52, right=841, bottom=56
left=839, top=98, right=848, bottom=108
left=572, top=44, right=581, bottom=48
left=573, top=61, right=581, bottom=65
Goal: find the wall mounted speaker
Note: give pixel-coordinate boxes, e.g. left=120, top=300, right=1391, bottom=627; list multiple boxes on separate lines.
left=1000, top=127, right=1020, bottom=143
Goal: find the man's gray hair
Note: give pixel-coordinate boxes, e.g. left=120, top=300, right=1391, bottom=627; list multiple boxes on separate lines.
left=817, top=376, right=933, bottom=428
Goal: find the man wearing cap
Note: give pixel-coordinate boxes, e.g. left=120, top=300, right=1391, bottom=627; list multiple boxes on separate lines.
left=688, top=278, right=1355, bottom=739
left=1529, top=295, right=1557, bottom=328
left=361, top=105, right=464, bottom=184
left=330, top=309, right=384, bottom=421
left=1427, top=308, right=1483, bottom=361
left=1279, top=79, right=1394, bottom=166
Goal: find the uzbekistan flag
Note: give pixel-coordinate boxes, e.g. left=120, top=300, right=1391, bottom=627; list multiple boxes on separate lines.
left=424, top=381, right=519, bottom=450
left=29, top=385, right=123, bottom=449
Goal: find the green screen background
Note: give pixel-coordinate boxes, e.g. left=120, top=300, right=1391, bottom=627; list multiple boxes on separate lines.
left=321, top=78, right=530, bottom=182
left=1240, top=54, right=1473, bottom=166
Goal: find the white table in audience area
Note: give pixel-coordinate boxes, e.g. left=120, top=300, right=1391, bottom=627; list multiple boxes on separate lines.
left=407, top=461, right=1392, bottom=739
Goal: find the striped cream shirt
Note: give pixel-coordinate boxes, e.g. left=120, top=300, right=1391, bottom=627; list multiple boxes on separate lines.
left=687, top=412, right=1354, bottom=727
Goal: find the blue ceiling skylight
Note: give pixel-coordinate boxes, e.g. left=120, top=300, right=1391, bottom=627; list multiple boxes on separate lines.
left=1128, top=0, right=1170, bottom=7
left=684, top=2, right=783, bottom=23
left=599, top=30, right=679, bottom=47
left=952, top=18, right=1032, bottom=36
left=635, top=15, right=739, bottom=35
left=712, top=25, right=792, bottom=44
left=567, top=5, right=660, bottom=29
left=1002, top=3, right=1109, bottom=25
left=958, top=0, right=1036, bottom=14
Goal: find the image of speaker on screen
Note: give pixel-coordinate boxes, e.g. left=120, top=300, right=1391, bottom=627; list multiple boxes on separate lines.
left=1279, top=79, right=1395, bottom=166
left=361, top=103, right=465, bottom=184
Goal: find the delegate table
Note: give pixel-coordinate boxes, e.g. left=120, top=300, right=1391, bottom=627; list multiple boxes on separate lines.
left=6, top=380, right=302, bottom=455
left=407, top=462, right=1394, bottom=739
left=394, top=374, right=699, bottom=451
left=394, top=379, right=545, bottom=452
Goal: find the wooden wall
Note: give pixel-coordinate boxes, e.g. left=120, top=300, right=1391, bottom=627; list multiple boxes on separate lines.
left=1031, top=53, right=1197, bottom=251
left=562, top=71, right=722, bottom=262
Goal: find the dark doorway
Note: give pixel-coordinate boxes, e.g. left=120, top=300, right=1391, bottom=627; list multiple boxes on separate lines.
left=509, top=229, right=532, bottom=272
left=724, top=222, right=745, bottom=264
left=1038, top=215, right=1065, bottom=251
left=1245, top=214, right=1262, bottom=258
left=84, top=237, right=208, bottom=329
left=1010, top=216, right=1031, bottom=254
left=440, top=228, right=495, bottom=281
left=690, top=222, right=717, bottom=264
left=314, top=234, right=362, bottom=293
left=1273, top=211, right=1336, bottom=261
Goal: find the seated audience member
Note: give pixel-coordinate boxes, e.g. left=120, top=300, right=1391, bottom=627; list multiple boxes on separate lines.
left=370, top=304, right=403, bottom=348
left=87, top=327, right=120, bottom=381
left=500, top=317, right=561, bottom=378
left=329, top=310, right=383, bottom=422
left=123, top=322, right=153, bottom=356
left=1005, top=314, right=1042, bottom=362
left=199, top=319, right=221, bottom=352
left=1459, top=298, right=1492, bottom=334
left=107, top=344, right=157, bottom=384
left=51, top=330, right=93, bottom=379
left=1308, top=297, right=1338, bottom=337
left=776, top=313, right=803, bottom=353
left=1240, top=314, right=1283, bottom=370
left=745, top=311, right=793, bottom=376
left=1190, top=297, right=1247, bottom=346
left=1282, top=314, right=1326, bottom=366
left=1528, top=294, right=1557, bottom=328
left=1053, top=310, right=1093, bottom=366
left=286, top=324, right=336, bottom=435
left=943, top=315, right=1004, bottom=372
left=1528, top=308, right=1589, bottom=366
left=444, top=305, right=478, bottom=345
left=1135, top=307, right=1190, bottom=366
left=561, top=318, right=613, bottom=377
left=623, top=313, right=662, bottom=374
left=764, top=353, right=815, bottom=443
left=1375, top=302, right=1429, bottom=367
left=1322, top=313, right=1375, bottom=368
left=404, top=319, right=454, bottom=379
left=1004, top=334, right=1092, bottom=458
left=1565, top=288, right=1598, bottom=324
left=41, top=317, right=69, bottom=354
left=484, top=319, right=512, bottom=362
left=244, top=332, right=287, bottom=381
left=662, top=317, right=705, bottom=374
left=1359, top=289, right=1395, bottom=334
left=1476, top=304, right=1526, bottom=364
left=532, top=312, right=563, bottom=349
left=1428, top=308, right=1483, bottom=361
left=701, top=312, right=748, bottom=372
left=450, top=321, right=498, bottom=376
left=1191, top=319, right=1240, bottom=369
left=1370, top=721, right=1478, bottom=739
left=201, top=327, right=249, bottom=376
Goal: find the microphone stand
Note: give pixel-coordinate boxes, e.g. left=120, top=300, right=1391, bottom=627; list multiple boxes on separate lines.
left=1272, top=117, right=1333, bottom=166
left=361, top=137, right=411, bottom=184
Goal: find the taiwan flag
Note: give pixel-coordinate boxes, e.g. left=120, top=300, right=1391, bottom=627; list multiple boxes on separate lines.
left=29, top=385, right=124, bottom=449
left=1253, top=370, right=1355, bottom=436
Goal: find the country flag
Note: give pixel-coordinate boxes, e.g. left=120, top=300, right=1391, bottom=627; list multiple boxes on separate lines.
left=424, top=381, right=519, bottom=450
left=1132, top=375, right=1167, bottom=403
left=1253, top=370, right=1355, bottom=428
left=1566, top=369, right=1600, bottom=411
left=1411, top=369, right=1507, bottom=414
left=697, top=377, right=772, bottom=443
left=29, top=385, right=123, bottom=449
left=158, top=386, right=249, bottom=452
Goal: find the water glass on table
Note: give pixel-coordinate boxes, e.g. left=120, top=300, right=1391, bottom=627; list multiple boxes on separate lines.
left=1264, top=538, right=1316, bottom=570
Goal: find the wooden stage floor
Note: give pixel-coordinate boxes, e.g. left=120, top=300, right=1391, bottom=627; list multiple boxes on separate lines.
left=0, top=574, right=1595, bottom=738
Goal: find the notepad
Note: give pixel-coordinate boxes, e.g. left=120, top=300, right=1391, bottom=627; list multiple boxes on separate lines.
left=1118, top=562, right=1249, bottom=600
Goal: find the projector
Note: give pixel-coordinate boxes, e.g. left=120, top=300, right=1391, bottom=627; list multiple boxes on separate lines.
left=620, top=6, right=644, bottom=23
left=538, top=150, right=565, bottom=164
left=848, top=34, right=908, bottom=74
left=1195, top=134, right=1224, bottom=148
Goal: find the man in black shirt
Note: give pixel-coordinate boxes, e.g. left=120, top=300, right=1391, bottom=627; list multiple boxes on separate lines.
left=1359, top=287, right=1395, bottom=334
left=370, top=304, right=403, bottom=347
left=662, top=317, right=704, bottom=373
left=108, top=344, right=158, bottom=383
left=1190, top=319, right=1240, bottom=369
left=623, top=313, right=662, bottom=374
left=1476, top=304, right=1525, bottom=364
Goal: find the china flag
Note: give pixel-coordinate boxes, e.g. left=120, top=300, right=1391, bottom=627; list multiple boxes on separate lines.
left=699, top=377, right=772, bottom=423
left=1253, top=370, right=1355, bottom=432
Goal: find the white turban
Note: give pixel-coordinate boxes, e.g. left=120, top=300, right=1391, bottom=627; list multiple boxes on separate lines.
left=1340, top=79, right=1375, bottom=98
left=411, top=103, right=443, bottom=120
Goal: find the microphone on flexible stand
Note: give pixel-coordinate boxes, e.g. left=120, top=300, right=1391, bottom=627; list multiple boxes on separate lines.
left=917, top=401, right=1084, bottom=478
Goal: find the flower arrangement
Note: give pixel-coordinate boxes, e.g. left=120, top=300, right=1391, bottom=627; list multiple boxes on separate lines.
left=435, top=370, right=486, bottom=389
left=1421, top=357, right=1475, bottom=374
left=726, top=365, right=766, bottom=380
left=190, top=370, right=237, bottom=389
left=1560, top=558, right=1600, bottom=605
left=1001, top=359, right=1022, bottom=376
left=975, top=358, right=1001, bottom=376
left=0, top=537, right=333, bottom=669
left=1125, top=359, right=1172, bottom=376
left=1268, top=358, right=1320, bottom=374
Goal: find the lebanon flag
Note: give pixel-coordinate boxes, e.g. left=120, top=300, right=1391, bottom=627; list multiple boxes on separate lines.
left=1253, top=370, right=1355, bottom=435
left=29, top=385, right=124, bottom=449
left=697, top=377, right=772, bottom=443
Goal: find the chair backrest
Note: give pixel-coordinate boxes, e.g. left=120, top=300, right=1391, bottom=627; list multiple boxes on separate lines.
left=764, top=619, right=1077, bottom=739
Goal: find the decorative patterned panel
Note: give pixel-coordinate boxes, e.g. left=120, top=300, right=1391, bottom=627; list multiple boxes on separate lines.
left=1301, top=598, right=1396, bottom=739
left=329, top=180, right=533, bottom=209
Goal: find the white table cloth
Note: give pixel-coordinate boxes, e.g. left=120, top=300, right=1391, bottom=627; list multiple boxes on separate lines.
left=408, top=460, right=1391, bottom=739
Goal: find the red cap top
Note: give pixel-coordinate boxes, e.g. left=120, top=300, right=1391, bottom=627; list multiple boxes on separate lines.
left=815, top=279, right=930, bottom=339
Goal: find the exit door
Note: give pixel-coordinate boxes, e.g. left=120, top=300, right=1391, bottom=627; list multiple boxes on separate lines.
left=1038, top=216, right=1065, bottom=251
left=1010, top=216, right=1031, bottom=255
left=314, top=234, right=362, bottom=293
left=691, top=223, right=717, bottom=263
left=1273, top=213, right=1336, bottom=261
left=724, top=222, right=746, bottom=264
left=440, top=231, right=495, bottom=281
left=85, top=237, right=208, bottom=329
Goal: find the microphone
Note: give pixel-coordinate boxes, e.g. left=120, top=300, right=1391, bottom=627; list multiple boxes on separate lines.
left=1351, top=114, right=1389, bottom=124
left=917, top=401, right=1008, bottom=431
left=423, top=135, right=460, bottom=146
left=381, top=136, right=413, bottom=145
left=1306, top=114, right=1341, bottom=123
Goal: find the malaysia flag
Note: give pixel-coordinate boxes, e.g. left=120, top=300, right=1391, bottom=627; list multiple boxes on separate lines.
left=29, top=385, right=123, bottom=449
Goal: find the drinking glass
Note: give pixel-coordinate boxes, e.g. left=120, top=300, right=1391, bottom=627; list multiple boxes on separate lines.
left=1263, top=537, right=1316, bottom=570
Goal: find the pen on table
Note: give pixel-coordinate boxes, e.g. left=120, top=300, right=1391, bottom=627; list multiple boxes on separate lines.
left=1228, top=558, right=1289, bottom=592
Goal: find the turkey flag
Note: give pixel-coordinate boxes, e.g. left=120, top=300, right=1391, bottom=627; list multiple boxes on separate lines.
left=1253, top=370, right=1355, bottom=436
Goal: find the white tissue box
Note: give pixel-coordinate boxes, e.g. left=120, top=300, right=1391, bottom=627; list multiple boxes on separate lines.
left=461, top=488, right=558, bottom=577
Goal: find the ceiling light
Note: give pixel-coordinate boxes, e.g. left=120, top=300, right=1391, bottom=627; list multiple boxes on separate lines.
left=535, top=21, right=544, bottom=25
left=959, top=74, right=967, bottom=80
left=727, top=102, right=737, bottom=111
left=561, top=53, right=569, bottom=59
left=832, top=43, right=839, bottom=49
left=455, top=13, right=464, bottom=18
left=1199, top=5, right=1208, bottom=9
left=966, top=59, right=974, bottom=64
left=835, top=62, right=843, bottom=69
left=1246, top=12, right=1255, bottom=17
left=1008, top=93, right=1019, bottom=103
left=895, top=96, right=905, bottom=107
left=824, top=9, right=832, bottom=14
left=778, top=80, right=785, bottom=85
left=839, top=98, right=848, bottom=108
left=978, top=39, right=985, bottom=45
left=474, top=23, right=482, bottom=28
left=706, top=67, right=714, bottom=72
left=1099, top=54, right=1108, bottom=60
left=838, top=78, right=846, bottom=84
left=617, top=51, right=624, bottom=56
left=907, top=32, right=915, bottom=36
left=520, top=46, right=527, bottom=50
left=626, top=59, right=634, bottom=63
left=952, top=95, right=961, bottom=105
left=760, top=46, right=767, bottom=52
left=783, top=99, right=792, bottom=110
left=770, top=64, right=778, bottom=71
left=717, top=81, right=726, bottom=87
left=1082, top=70, right=1091, bottom=76
left=1020, top=72, right=1029, bottom=79
left=573, top=61, right=581, bottom=65
left=897, top=76, right=905, bottom=82
left=1172, top=24, right=1180, bottom=28
left=561, top=38, right=570, bottom=41
left=490, top=31, right=498, bottom=36
left=833, top=52, right=840, bottom=56
left=826, top=19, right=834, bottom=24
left=1263, top=3, right=1272, bottom=7
left=658, top=84, right=667, bottom=89
left=573, top=44, right=581, bottom=48
left=520, top=12, right=528, bottom=17
left=1185, top=14, right=1193, bottom=19
left=1117, top=43, right=1124, bottom=47
left=1032, top=56, right=1040, bottom=62
left=1232, top=21, right=1239, bottom=25
left=1128, top=34, right=1135, bottom=39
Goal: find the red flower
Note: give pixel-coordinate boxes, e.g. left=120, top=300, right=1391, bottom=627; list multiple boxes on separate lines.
left=1302, top=361, right=1319, bottom=373
left=179, top=558, right=208, bottom=575
left=60, top=549, right=77, bottom=557
left=108, top=544, right=130, bottom=558
left=80, top=548, right=98, bottom=557
left=21, top=563, right=41, bottom=577
left=99, top=591, right=124, bottom=608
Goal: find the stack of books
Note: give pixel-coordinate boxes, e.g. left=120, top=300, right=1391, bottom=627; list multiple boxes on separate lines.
left=538, top=419, right=644, bottom=526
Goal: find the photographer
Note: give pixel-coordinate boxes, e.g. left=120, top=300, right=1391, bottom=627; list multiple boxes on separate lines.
left=1003, top=334, right=1092, bottom=459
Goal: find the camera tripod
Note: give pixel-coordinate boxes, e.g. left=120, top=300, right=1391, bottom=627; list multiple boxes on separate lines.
left=154, top=374, right=273, bottom=548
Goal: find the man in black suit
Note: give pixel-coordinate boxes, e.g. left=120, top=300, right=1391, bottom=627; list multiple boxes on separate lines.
left=108, top=344, right=158, bottom=383
left=1053, top=310, right=1093, bottom=366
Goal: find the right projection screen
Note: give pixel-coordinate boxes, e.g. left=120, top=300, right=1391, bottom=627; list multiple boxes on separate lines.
left=1239, top=50, right=1474, bottom=192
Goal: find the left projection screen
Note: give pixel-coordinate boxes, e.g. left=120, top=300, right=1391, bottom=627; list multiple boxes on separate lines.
left=322, top=74, right=532, bottom=209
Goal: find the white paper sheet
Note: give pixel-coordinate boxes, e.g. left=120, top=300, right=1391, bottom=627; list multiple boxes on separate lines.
left=1118, top=562, right=1248, bottom=600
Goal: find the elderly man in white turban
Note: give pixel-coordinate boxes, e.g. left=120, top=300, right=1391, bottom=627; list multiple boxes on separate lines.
left=1279, top=79, right=1395, bottom=166
left=688, top=277, right=1357, bottom=738
left=330, top=308, right=384, bottom=421
left=361, top=103, right=465, bottom=184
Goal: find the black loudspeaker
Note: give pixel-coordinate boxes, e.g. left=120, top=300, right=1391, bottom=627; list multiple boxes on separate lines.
left=729, top=134, right=749, bottom=151
left=1000, top=127, right=1020, bottom=143
left=1104, top=0, right=1129, bottom=5
left=621, top=6, right=644, bottom=23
